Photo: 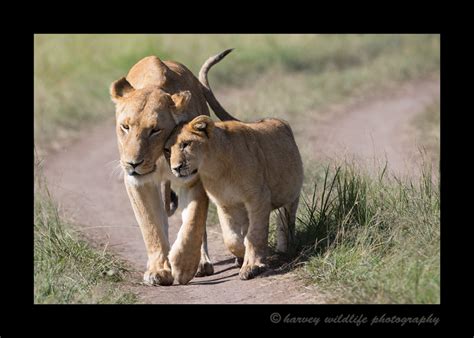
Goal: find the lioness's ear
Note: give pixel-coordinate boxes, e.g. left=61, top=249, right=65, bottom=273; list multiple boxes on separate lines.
left=110, top=77, right=135, bottom=103
left=170, top=91, right=192, bottom=112
left=189, top=115, right=214, bottom=138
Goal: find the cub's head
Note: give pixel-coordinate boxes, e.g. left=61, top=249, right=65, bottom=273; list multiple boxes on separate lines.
left=165, top=115, right=215, bottom=180
left=110, top=77, right=191, bottom=178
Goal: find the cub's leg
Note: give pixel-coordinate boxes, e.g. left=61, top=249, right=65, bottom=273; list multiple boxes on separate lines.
left=240, top=201, right=271, bottom=280
left=216, top=204, right=248, bottom=261
left=275, top=196, right=300, bottom=253
left=195, top=229, right=214, bottom=277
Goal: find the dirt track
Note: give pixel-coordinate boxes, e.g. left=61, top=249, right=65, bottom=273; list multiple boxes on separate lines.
left=42, top=78, right=439, bottom=304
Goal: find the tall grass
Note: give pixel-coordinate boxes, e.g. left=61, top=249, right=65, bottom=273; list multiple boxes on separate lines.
left=289, top=160, right=440, bottom=303
left=34, top=34, right=440, bottom=147
left=34, top=160, right=137, bottom=303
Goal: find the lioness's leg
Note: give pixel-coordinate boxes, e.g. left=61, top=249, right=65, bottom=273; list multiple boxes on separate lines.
left=169, top=179, right=209, bottom=284
left=276, top=196, right=299, bottom=253
left=124, top=178, right=173, bottom=286
left=216, top=204, right=247, bottom=259
left=195, top=229, right=214, bottom=277
left=240, top=202, right=271, bottom=280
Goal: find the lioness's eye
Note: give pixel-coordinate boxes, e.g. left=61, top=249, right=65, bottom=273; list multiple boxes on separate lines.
left=121, top=124, right=129, bottom=133
left=150, top=128, right=162, bottom=137
left=180, top=142, right=190, bottom=150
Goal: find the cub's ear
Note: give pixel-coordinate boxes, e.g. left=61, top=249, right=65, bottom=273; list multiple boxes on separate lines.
left=189, top=115, right=214, bottom=138
left=170, top=90, right=192, bottom=112
left=110, top=77, right=135, bottom=103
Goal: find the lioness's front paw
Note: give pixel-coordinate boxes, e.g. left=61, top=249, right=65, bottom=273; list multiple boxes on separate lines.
left=143, top=268, right=174, bottom=286
left=169, top=248, right=201, bottom=285
left=239, top=264, right=267, bottom=280
left=195, top=261, right=214, bottom=277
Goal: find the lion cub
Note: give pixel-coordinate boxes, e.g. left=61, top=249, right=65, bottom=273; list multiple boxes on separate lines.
left=165, top=115, right=303, bottom=280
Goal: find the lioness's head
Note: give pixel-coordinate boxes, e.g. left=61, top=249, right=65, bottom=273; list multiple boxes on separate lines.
left=165, top=115, right=215, bottom=180
left=110, top=77, right=191, bottom=177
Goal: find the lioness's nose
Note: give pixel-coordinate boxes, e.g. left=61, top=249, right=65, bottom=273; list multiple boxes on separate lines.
left=127, top=159, right=144, bottom=168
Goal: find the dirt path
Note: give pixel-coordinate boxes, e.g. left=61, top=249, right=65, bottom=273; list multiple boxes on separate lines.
left=41, top=78, right=439, bottom=304
left=301, top=78, right=440, bottom=175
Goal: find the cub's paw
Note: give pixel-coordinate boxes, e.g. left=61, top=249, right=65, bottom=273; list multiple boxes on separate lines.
left=195, top=261, right=214, bottom=277
left=239, top=264, right=267, bottom=280
left=143, top=268, right=174, bottom=286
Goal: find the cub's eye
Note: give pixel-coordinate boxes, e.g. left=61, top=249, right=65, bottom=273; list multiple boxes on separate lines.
left=150, top=128, right=162, bottom=137
left=180, top=142, right=191, bottom=150
left=120, top=124, right=129, bottom=133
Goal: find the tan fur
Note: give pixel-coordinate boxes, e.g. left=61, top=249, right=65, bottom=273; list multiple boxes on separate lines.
left=166, top=116, right=304, bottom=280
left=110, top=52, right=233, bottom=285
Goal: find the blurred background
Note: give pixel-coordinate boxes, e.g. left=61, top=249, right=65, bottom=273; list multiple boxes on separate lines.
left=34, top=34, right=440, bottom=156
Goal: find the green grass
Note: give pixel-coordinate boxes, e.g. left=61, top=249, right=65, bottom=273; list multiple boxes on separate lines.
left=411, top=99, right=440, bottom=164
left=34, top=161, right=138, bottom=304
left=34, top=34, right=440, bottom=147
left=285, top=159, right=439, bottom=303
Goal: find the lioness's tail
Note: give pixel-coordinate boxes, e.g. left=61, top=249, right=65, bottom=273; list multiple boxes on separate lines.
left=199, top=49, right=239, bottom=121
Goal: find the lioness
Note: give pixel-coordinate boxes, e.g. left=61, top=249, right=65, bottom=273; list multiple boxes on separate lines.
left=110, top=49, right=236, bottom=285
left=165, top=115, right=304, bottom=279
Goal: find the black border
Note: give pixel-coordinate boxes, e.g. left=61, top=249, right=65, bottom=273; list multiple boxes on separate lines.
left=17, top=27, right=455, bottom=334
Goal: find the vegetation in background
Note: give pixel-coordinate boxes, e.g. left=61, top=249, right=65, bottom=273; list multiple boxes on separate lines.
left=34, top=34, right=440, bottom=147
left=411, top=99, right=440, bottom=164
left=34, top=160, right=138, bottom=304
